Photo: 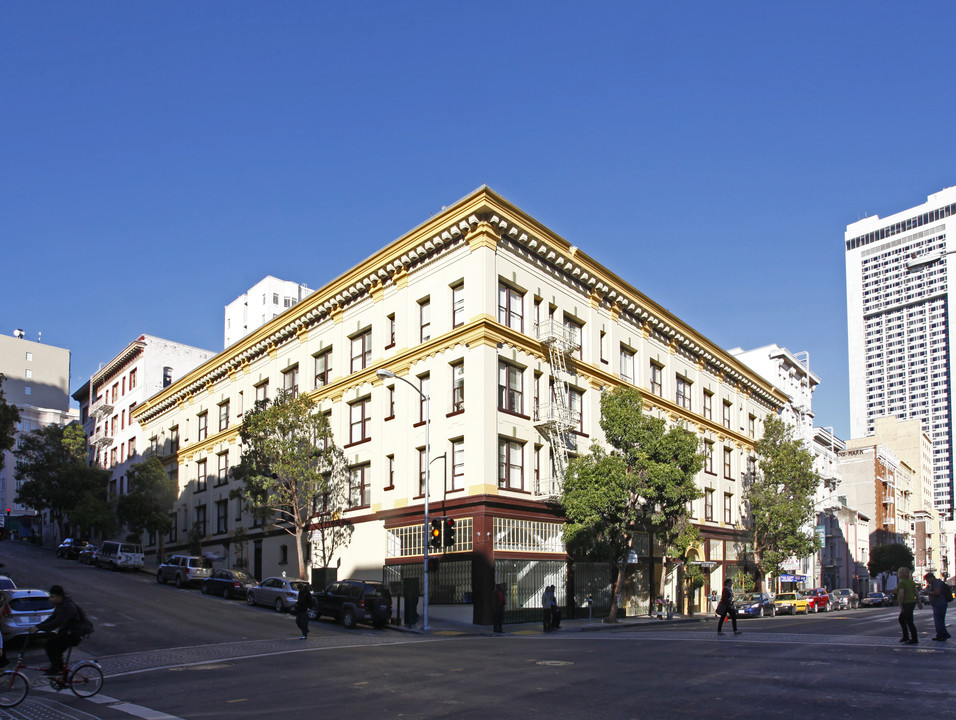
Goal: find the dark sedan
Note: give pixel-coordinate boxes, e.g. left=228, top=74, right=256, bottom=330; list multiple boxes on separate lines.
left=200, top=569, right=258, bottom=600
left=860, top=592, right=892, bottom=607
left=734, top=592, right=776, bottom=618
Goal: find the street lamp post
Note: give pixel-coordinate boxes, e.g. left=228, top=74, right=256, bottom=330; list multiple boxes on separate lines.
left=905, top=249, right=956, bottom=271
left=376, top=368, right=430, bottom=631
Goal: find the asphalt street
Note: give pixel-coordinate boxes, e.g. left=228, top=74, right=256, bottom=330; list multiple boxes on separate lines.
left=1, top=540, right=952, bottom=720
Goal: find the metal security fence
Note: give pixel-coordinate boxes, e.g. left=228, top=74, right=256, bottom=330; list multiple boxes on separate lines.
left=494, top=558, right=567, bottom=624
left=385, top=558, right=472, bottom=604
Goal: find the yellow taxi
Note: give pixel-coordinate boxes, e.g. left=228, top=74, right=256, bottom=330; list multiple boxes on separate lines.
left=773, top=591, right=812, bottom=615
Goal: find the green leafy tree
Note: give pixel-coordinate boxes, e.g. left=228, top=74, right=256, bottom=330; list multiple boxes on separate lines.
left=232, top=391, right=350, bottom=580
left=563, top=388, right=704, bottom=621
left=747, top=415, right=820, bottom=586
left=868, top=542, right=914, bottom=588
left=0, top=374, right=20, bottom=454
left=14, top=423, right=111, bottom=540
left=117, top=456, right=178, bottom=557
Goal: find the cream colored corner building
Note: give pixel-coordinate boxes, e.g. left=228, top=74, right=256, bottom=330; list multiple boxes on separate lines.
left=133, top=187, right=786, bottom=625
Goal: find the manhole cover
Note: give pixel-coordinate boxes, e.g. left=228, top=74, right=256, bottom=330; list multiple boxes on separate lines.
left=536, top=660, right=573, bottom=666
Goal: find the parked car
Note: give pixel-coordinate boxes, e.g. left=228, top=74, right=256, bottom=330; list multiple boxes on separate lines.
left=801, top=587, right=832, bottom=612
left=246, top=577, right=311, bottom=612
left=201, top=569, right=258, bottom=600
left=0, top=589, right=54, bottom=640
left=773, top=592, right=812, bottom=615
left=830, top=588, right=859, bottom=610
left=56, top=538, right=88, bottom=560
left=97, top=541, right=144, bottom=571
left=313, top=579, right=393, bottom=628
left=0, top=576, right=16, bottom=591
left=734, top=592, right=776, bottom=618
left=860, top=592, right=892, bottom=608
left=156, top=555, right=214, bottom=587
left=77, top=545, right=100, bottom=565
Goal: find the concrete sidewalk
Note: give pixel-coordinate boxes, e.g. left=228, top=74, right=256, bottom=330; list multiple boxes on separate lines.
left=389, top=612, right=708, bottom=636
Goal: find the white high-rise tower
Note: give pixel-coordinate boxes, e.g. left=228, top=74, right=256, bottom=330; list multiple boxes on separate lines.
left=845, top=186, right=956, bottom=520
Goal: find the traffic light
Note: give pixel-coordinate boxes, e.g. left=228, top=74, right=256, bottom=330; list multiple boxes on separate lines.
left=443, top=518, right=456, bottom=548
left=429, top=519, right=442, bottom=550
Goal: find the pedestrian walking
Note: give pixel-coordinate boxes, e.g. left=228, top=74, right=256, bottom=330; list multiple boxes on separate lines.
left=542, top=586, right=553, bottom=632
left=894, top=567, right=920, bottom=645
left=923, top=572, right=952, bottom=642
left=715, top=578, right=741, bottom=636
left=294, top=584, right=313, bottom=639
left=493, top=583, right=506, bottom=634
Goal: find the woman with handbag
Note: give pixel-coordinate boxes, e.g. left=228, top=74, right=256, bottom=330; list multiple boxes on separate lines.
left=715, top=578, right=742, bottom=636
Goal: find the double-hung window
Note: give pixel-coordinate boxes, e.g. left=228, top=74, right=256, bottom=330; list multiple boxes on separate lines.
left=498, top=439, right=523, bottom=490
left=219, top=401, right=230, bottom=432
left=197, top=412, right=208, bottom=441
left=650, top=363, right=663, bottom=396
left=351, top=330, right=372, bottom=373
left=676, top=376, right=691, bottom=410
left=217, top=451, right=229, bottom=485
left=620, top=347, right=635, bottom=384
left=349, top=398, right=370, bottom=444
left=498, top=362, right=523, bottom=414
left=452, top=283, right=465, bottom=327
left=314, top=348, right=332, bottom=387
left=349, top=465, right=370, bottom=509
left=451, top=439, right=465, bottom=491
left=419, top=298, right=431, bottom=342
left=283, top=366, right=298, bottom=398
left=451, top=361, right=464, bottom=412
left=498, top=284, right=523, bottom=332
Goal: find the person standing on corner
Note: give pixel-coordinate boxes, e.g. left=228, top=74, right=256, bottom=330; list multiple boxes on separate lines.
left=715, top=578, right=741, bottom=636
left=294, top=584, right=313, bottom=640
left=924, top=572, right=951, bottom=642
left=493, top=583, right=506, bottom=634
left=894, top=567, right=920, bottom=645
left=542, top=585, right=553, bottom=632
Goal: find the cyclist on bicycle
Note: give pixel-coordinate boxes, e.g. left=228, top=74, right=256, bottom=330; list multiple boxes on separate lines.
left=29, top=585, right=90, bottom=676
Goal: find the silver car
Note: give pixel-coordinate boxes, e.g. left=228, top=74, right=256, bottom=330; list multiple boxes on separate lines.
left=246, top=577, right=310, bottom=612
left=0, top=589, right=54, bottom=640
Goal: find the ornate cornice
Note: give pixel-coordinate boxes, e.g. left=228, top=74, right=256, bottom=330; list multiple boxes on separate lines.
left=133, top=186, right=786, bottom=425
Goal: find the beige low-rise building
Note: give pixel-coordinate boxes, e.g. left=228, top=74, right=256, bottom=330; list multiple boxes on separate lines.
left=133, top=187, right=787, bottom=625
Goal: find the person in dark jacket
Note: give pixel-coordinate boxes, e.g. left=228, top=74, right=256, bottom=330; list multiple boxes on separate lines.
left=294, top=584, right=313, bottom=639
left=29, top=585, right=86, bottom=675
left=924, top=572, right=951, bottom=642
left=715, top=578, right=742, bottom=636
left=493, top=583, right=506, bottom=634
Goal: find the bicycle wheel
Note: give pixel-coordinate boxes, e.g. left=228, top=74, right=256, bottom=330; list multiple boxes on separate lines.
left=0, top=671, right=29, bottom=708
left=69, top=662, right=103, bottom=698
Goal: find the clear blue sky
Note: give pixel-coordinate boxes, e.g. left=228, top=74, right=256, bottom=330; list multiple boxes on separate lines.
left=3, top=1, right=955, bottom=441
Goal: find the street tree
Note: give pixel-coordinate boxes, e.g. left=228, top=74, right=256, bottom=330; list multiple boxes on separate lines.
left=563, top=388, right=704, bottom=621
left=117, top=456, right=178, bottom=554
left=868, top=542, right=914, bottom=588
left=0, top=374, right=20, bottom=454
left=747, top=415, right=820, bottom=586
left=14, top=423, right=111, bottom=540
left=232, top=391, right=351, bottom=580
